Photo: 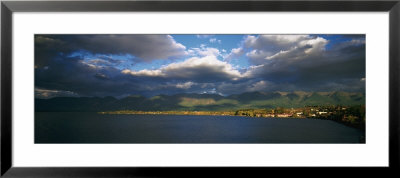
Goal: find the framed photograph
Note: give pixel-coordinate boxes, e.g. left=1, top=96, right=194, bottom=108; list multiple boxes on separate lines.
left=1, top=0, right=399, bottom=177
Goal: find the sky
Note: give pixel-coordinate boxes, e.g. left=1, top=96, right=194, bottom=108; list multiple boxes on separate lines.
left=35, top=34, right=365, bottom=99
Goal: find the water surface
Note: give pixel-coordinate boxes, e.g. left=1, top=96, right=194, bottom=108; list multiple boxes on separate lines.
left=35, top=112, right=365, bottom=143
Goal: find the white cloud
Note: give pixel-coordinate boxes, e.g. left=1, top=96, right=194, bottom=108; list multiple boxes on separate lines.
left=198, top=48, right=220, bottom=57
left=264, top=37, right=328, bottom=61
left=88, top=59, right=111, bottom=65
left=122, top=55, right=242, bottom=81
left=79, top=60, right=104, bottom=69
left=209, top=38, right=222, bottom=44
left=224, top=47, right=244, bottom=61
left=249, top=80, right=270, bottom=91
left=187, top=45, right=221, bottom=57
left=244, top=35, right=329, bottom=64
left=35, top=87, right=79, bottom=99
left=176, top=82, right=195, bottom=89
left=121, top=69, right=164, bottom=77
left=299, top=37, right=328, bottom=54
left=245, top=35, right=309, bottom=49
left=242, top=64, right=264, bottom=78
left=163, top=55, right=241, bottom=79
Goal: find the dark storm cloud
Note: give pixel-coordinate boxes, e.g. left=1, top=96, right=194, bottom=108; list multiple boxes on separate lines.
left=35, top=55, right=138, bottom=97
left=34, top=34, right=191, bottom=97
left=241, top=37, right=365, bottom=92
left=35, top=34, right=366, bottom=98
left=35, top=34, right=187, bottom=64
left=34, top=51, right=227, bottom=98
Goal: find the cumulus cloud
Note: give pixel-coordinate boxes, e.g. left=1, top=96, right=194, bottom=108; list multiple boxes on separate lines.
left=242, top=43, right=365, bottom=91
left=121, top=69, right=164, bottom=77
left=187, top=44, right=221, bottom=57
left=35, top=34, right=366, bottom=98
left=123, top=55, right=242, bottom=82
left=224, top=47, right=245, bottom=61
left=34, top=34, right=192, bottom=97
left=236, top=34, right=366, bottom=93
left=195, top=47, right=221, bottom=57
left=245, top=35, right=309, bottom=50
left=244, top=35, right=328, bottom=65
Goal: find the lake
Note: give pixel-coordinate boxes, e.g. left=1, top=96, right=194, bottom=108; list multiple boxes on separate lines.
left=35, top=112, right=365, bottom=143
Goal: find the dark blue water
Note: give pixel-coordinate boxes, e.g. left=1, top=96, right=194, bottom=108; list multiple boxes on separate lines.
left=35, top=112, right=365, bottom=143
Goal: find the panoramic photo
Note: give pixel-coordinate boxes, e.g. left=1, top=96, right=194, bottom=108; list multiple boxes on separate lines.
left=35, top=34, right=366, bottom=143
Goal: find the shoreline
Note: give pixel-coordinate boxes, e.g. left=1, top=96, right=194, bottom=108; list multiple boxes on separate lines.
left=98, top=110, right=236, bottom=116
left=98, top=110, right=366, bottom=131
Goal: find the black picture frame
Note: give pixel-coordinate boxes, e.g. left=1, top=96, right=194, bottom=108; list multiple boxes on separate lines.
left=1, top=0, right=399, bottom=177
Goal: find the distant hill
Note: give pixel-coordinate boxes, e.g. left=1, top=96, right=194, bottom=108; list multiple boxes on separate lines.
left=35, top=91, right=365, bottom=112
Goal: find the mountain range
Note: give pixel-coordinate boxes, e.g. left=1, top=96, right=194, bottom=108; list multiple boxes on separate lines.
left=35, top=91, right=365, bottom=112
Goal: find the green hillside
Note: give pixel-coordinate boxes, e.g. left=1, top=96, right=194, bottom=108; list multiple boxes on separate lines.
left=35, top=91, right=365, bottom=112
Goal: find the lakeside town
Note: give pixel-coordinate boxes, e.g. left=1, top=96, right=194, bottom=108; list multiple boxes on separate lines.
left=99, top=105, right=366, bottom=130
